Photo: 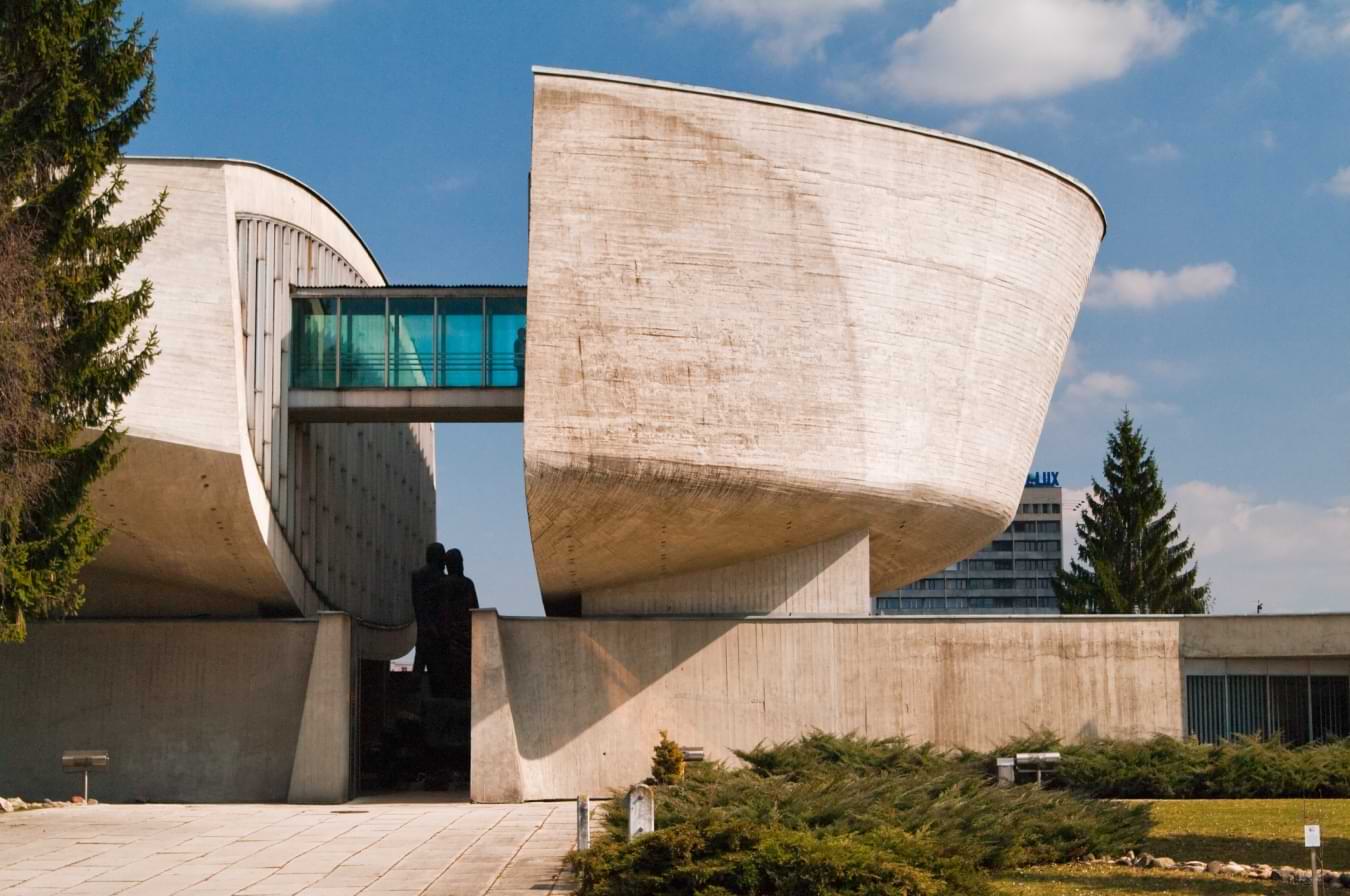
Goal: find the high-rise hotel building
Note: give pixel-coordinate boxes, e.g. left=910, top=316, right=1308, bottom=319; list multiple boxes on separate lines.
left=874, top=472, right=1064, bottom=615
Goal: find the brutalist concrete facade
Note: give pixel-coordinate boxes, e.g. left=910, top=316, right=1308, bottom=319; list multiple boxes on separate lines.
left=522, top=69, right=1103, bottom=616
left=0, top=160, right=435, bottom=803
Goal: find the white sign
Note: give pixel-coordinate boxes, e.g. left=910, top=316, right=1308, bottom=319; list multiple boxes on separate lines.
left=1306, top=824, right=1322, bottom=848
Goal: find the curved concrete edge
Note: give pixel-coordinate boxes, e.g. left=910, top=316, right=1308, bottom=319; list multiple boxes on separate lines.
left=525, top=451, right=1009, bottom=601
left=128, top=155, right=387, bottom=283
left=531, top=66, right=1107, bottom=239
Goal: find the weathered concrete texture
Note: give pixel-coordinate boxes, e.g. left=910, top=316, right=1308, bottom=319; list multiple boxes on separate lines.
left=470, top=611, right=1182, bottom=802
left=0, top=620, right=322, bottom=803
left=84, top=437, right=295, bottom=617
left=1180, top=614, right=1350, bottom=659
left=523, top=69, right=1104, bottom=610
left=288, top=614, right=354, bottom=804
left=79, top=159, right=435, bottom=656
left=583, top=528, right=870, bottom=616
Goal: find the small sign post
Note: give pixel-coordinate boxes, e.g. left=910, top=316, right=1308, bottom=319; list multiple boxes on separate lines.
left=576, top=794, right=590, bottom=851
left=61, top=751, right=109, bottom=804
left=627, top=784, right=654, bottom=840
left=1306, top=824, right=1322, bottom=896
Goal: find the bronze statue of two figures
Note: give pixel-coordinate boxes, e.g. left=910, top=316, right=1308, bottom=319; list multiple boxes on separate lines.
left=410, top=543, right=479, bottom=699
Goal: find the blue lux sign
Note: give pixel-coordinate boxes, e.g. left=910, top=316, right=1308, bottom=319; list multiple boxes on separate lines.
left=1026, top=471, right=1060, bottom=487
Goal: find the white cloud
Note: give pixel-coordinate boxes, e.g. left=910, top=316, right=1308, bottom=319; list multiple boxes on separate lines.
left=204, top=0, right=331, bottom=11
left=1065, top=371, right=1138, bottom=405
left=945, top=103, right=1070, bottom=137
left=1258, top=128, right=1278, bottom=151
left=1173, top=481, right=1350, bottom=613
left=1131, top=141, right=1182, bottom=162
left=1267, top=2, right=1350, bottom=54
left=1326, top=165, right=1350, bottom=198
left=882, top=0, right=1193, bottom=105
left=1060, top=480, right=1350, bottom=613
left=1086, top=261, right=1236, bottom=310
left=678, top=0, right=882, bottom=64
left=1051, top=342, right=1180, bottom=419
left=1139, top=357, right=1202, bottom=382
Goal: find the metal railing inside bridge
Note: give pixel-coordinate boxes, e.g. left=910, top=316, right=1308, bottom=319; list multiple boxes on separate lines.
left=291, top=286, right=526, bottom=390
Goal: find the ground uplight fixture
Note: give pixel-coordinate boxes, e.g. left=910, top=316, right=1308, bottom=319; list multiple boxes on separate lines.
left=61, top=750, right=109, bottom=803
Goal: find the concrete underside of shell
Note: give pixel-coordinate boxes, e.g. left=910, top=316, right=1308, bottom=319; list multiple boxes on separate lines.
left=522, top=71, right=1103, bottom=611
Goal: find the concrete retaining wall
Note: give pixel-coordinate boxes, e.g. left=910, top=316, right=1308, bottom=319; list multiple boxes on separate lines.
left=0, top=616, right=351, bottom=804
left=470, top=611, right=1185, bottom=802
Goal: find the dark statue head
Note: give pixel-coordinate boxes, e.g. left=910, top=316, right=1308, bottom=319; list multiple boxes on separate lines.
left=446, top=547, right=464, bottom=575
left=425, top=542, right=445, bottom=566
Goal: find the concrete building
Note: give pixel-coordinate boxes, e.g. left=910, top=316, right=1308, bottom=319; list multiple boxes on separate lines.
left=0, top=159, right=435, bottom=804
left=4, top=69, right=1346, bottom=806
left=876, top=472, right=1064, bottom=615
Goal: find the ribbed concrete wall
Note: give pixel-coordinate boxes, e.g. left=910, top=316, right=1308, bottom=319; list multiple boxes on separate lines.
left=78, top=159, right=434, bottom=651
left=523, top=70, right=1104, bottom=611
left=471, top=612, right=1184, bottom=802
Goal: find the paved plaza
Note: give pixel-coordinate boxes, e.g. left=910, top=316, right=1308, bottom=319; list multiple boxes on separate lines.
left=0, top=799, right=581, bottom=895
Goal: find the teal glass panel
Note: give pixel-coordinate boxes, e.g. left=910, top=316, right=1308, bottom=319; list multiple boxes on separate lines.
left=339, top=298, right=387, bottom=387
left=292, top=298, right=337, bottom=388
left=486, top=296, right=527, bottom=387
left=389, top=300, right=435, bottom=387
left=438, top=299, right=485, bottom=387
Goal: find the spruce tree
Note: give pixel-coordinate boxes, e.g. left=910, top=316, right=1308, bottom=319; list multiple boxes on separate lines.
left=0, top=0, right=164, bottom=642
left=1055, top=411, right=1210, bottom=614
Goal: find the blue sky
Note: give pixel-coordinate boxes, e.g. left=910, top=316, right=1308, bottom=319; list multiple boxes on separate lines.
left=124, top=0, right=1350, bottom=616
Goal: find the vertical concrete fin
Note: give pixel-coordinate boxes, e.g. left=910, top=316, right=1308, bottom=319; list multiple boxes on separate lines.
left=470, top=608, right=525, bottom=802
left=288, top=612, right=352, bottom=803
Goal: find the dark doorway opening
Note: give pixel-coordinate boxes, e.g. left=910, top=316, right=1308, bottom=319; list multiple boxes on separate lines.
left=355, top=659, right=470, bottom=795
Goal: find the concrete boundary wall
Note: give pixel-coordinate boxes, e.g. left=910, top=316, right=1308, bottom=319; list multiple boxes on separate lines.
left=0, top=618, right=351, bottom=804
left=470, top=611, right=1187, bottom=802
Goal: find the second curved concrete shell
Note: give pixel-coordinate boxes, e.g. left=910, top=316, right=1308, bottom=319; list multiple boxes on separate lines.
left=523, top=69, right=1105, bottom=614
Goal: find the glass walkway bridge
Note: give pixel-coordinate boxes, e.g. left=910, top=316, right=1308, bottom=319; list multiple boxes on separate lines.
left=289, top=286, right=526, bottom=423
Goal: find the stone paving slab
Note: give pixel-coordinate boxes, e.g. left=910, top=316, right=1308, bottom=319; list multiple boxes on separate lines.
left=0, top=801, right=582, bottom=895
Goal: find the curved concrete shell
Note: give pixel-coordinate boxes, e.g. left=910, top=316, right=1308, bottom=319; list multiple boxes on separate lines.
left=80, top=159, right=435, bottom=655
left=523, top=69, right=1104, bottom=612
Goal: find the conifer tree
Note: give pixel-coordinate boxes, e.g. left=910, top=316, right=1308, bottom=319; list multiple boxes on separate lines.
left=0, top=0, right=164, bottom=642
left=1055, top=411, right=1210, bottom=614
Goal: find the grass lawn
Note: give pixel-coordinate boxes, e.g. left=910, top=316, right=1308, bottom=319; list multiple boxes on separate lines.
left=1145, top=799, right=1350, bottom=869
left=992, top=799, right=1350, bottom=895
left=993, top=864, right=1284, bottom=895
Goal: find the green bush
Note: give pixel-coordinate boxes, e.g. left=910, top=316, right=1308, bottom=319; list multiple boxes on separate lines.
left=649, top=730, right=686, bottom=786
left=572, top=818, right=979, bottom=896
left=981, top=732, right=1350, bottom=799
left=573, top=733, right=1150, bottom=895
